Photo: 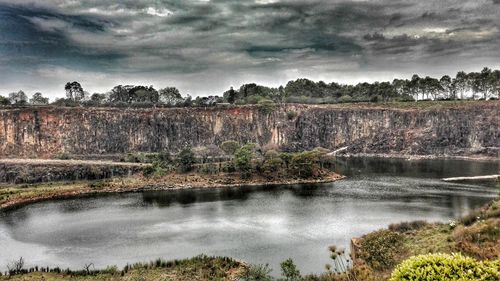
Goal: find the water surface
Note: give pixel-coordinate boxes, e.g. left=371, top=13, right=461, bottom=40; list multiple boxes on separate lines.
left=0, top=158, right=498, bottom=275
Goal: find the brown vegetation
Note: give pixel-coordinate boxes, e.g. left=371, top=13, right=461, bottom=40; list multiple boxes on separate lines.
left=350, top=200, right=500, bottom=281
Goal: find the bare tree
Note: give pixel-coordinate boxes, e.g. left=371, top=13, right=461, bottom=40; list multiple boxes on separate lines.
left=7, top=257, right=24, bottom=275
left=83, top=263, right=94, bottom=274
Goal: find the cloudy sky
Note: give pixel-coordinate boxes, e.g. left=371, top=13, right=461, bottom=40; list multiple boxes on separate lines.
left=0, top=0, right=499, bottom=99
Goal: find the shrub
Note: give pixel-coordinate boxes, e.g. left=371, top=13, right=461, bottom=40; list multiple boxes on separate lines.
left=234, top=144, right=254, bottom=178
left=280, top=258, right=301, bottom=281
left=54, top=152, right=71, bottom=160
left=388, top=220, right=428, bottom=233
left=222, top=161, right=236, bottom=173
left=125, top=153, right=142, bottom=163
left=286, top=110, right=298, bottom=120
left=390, top=253, right=500, bottom=281
left=88, top=180, right=109, bottom=190
left=240, top=264, right=273, bottom=281
left=338, top=95, right=353, bottom=103
left=370, top=95, right=381, bottom=102
left=359, top=229, right=405, bottom=270
left=257, top=99, right=276, bottom=114
left=142, top=165, right=156, bottom=177
left=452, top=218, right=500, bottom=260
left=100, top=265, right=118, bottom=275
left=221, top=140, right=240, bottom=156
left=290, top=150, right=321, bottom=178
left=262, top=150, right=283, bottom=179
left=177, top=147, right=195, bottom=173
left=156, top=151, right=172, bottom=164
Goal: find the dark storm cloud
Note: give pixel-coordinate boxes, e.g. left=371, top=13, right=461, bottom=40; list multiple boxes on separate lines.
left=0, top=0, right=499, bottom=97
left=0, top=3, right=124, bottom=72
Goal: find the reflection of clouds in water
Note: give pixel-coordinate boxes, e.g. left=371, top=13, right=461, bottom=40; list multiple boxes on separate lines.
left=0, top=158, right=497, bottom=274
left=0, top=224, right=63, bottom=270
left=140, top=215, right=290, bottom=238
left=331, top=176, right=498, bottom=201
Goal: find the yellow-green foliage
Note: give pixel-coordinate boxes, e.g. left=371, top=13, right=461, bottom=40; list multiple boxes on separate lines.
left=390, top=253, right=500, bottom=281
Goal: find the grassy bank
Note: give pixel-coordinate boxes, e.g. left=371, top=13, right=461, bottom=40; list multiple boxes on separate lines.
left=0, top=255, right=245, bottom=281
left=350, top=199, right=500, bottom=280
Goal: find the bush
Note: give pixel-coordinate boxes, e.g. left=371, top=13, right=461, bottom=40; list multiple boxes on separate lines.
left=54, top=152, right=71, bottom=160
left=290, top=150, right=321, bottom=178
left=221, top=140, right=240, bottom=156
left=338, top=95, right=353, bottom=103
left=240, top=264, right=273, bottom=281
left=262, top=150, right=283, bottom=179
left=142, top=165, right=156, bottom=177
left=359, top=230, right=405, bottom=270
left=125, top=153, right=143, bottom=163
left=178, top=147, right=195, bottom=172
left=452, top=218, right=500, bottom=260
left=257, top=99, right=276, bottom=114
left=280, top=258, right=301, bottom=281
left=388, top=221, right=427, bottom=233
left=286, top=110, right=298, bottom=120
left=234, top=144, right=254, bottom=178
left=390, top=253, right=500, bottom=281
left=88, top=180, right=109, bottom=190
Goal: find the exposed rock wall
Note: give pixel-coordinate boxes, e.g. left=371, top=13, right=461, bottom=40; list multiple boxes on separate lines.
left=0, top=102, right=498, bottom=158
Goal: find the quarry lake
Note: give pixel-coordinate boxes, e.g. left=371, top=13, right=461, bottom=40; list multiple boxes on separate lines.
left=0, top=158, right=498, bottom=275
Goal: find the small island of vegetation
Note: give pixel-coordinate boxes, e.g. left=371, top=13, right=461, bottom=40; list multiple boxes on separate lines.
left=0, top=142, right=343, bottom=210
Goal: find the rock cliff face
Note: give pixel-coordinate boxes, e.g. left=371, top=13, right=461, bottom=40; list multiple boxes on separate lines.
left=0, top=102, right=498, bottom=158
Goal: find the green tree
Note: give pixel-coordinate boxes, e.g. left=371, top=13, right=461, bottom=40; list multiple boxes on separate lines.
left=234, top=144, right=254, bottom=178
left=279, top=152, right=293, bottom=169
left=290, top=150, right=321, bottom=178
left=159, top=87, right=183, bottom=106
left=29, top=92, right=49, bottom=105
left=65, top=81, right=84, bottom=101
left=439, top=75, right=453, bottom=99
left=220, top=140, right=240, bottom=156
left=478, top=67, right=495, bottom=99
left=0, top=95, right=11, bottom=106
left=223, top=87, right=238, bottom=104
left=257, top=99, right=276, bottom=114
left=262, top=150, right=283, bottom=179
left=280, top=258, right=301, bottom=281
left=338, top=95, right=352, bottom=103
left=410, top=74, right=421, bottom=101
left=87, top=93, right=107, bottom=106
left=177, top=147, right=195, bottom=172
left=455, top=71, right=468, bottom=99
left=8, top=90, right=28, bottom=105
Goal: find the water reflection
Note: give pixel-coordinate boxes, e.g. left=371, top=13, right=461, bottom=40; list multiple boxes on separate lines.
left=335, top=157, right=499, bottom=178
left=0, top=158, right=498, bottom=275
left=142, top=187, right=254, bottom=207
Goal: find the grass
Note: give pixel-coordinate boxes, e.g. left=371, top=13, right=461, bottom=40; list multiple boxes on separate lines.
left=352, top=200, right=500, bottom=281
left=0, top=255, right=245, bottom=281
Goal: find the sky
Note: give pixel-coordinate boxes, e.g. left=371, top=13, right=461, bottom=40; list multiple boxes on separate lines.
left=0, top=0, right=499, bottom=99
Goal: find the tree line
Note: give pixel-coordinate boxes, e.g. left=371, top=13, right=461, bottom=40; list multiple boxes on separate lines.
left=1, top=67, right=499, bottom=108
